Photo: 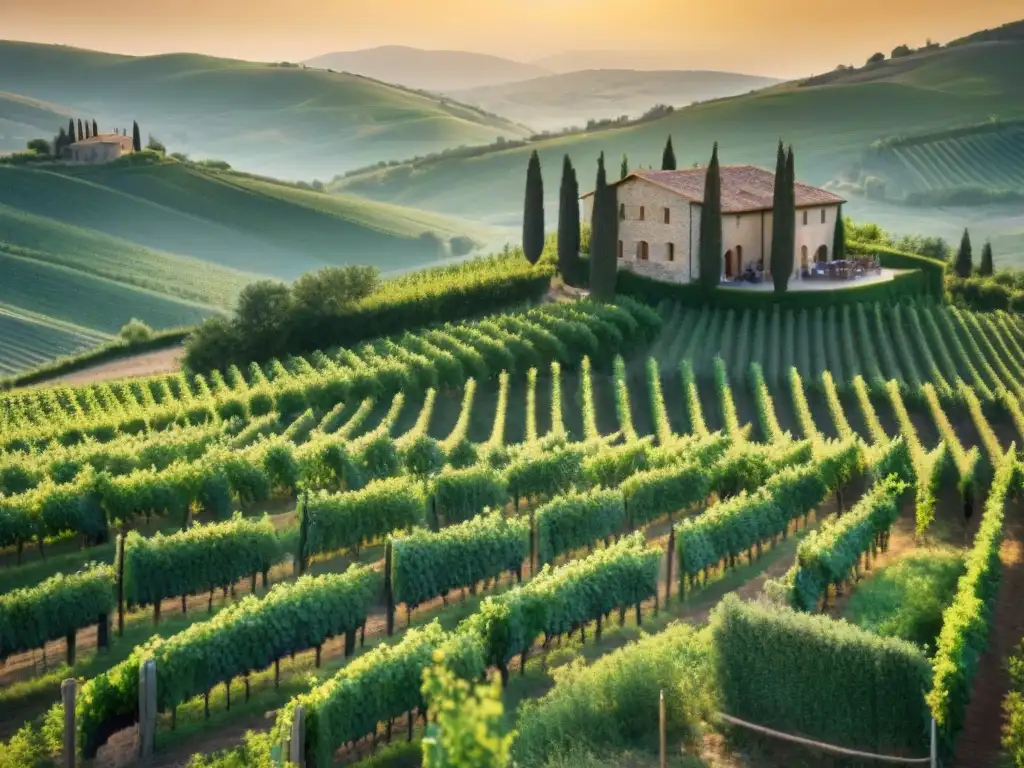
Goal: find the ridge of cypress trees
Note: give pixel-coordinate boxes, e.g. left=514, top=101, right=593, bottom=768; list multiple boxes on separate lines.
left=557, top=155, right=583, bottom=285
left=132, top=121, right=142, bottom=153
left=832, top=206, right=846, bottom=261
left=77, top=119, right=84, bottom=142
left=769, top=140, right=788, bottom=292
left=698, top=144, right=722, bottom=291
left=955, top=228, right=973, bottom=277
left=92, top=119, right=99, bottom=137
left=589, top=153, right=617, bottom=300
left=68, top=118, right=76, bottom=143
left=620, top=154, right=629, bottom=180
left=662, top=136, right=676, bottom=170
left=980, top=241, right=994, bottom=276
left=522, top=150, right=545, bottom=265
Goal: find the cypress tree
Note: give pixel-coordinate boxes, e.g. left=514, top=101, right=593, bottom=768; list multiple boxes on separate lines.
left=589, top=153, right=618, bottom=300
left=522, top=150, right=545, bottom=265
left=980, top=241, right=994, bottom=276
left=769, top=141, right=789, bottom=292
left=77, top=119, right=84, bottom=141
left=68, top=118, right=77, bottom=142
left=557, top=155, right=582, bottom=285
left=698, top=144, right=722, bottom=291
left=92, top=119, right=99, bottom=137
left=662, top=136, right=676, bottom=170
left=783, top=146, right=797, bottom=278
left=620, top=154, right=629, bottom=180
left=832, top=205, right=846, bottom=261
left=955, top=228, right=973, bottom=277
left=132, top=121, right=142, bottom=152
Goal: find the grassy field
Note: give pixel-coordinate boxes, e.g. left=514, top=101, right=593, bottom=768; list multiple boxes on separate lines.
left=0, top=42, right=532, bottom=179
left=0, top=160, right=499, bottom=376
left=446, top=69, right=782, bottom=132
left=334, top=39, right=1024, bottom=253
left=0, top=92, right=71, bottom=151
left=0, top=304, right=108, bottom=376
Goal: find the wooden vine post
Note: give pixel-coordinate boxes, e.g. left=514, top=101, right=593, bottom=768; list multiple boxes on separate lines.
left=61, top=678, right=76, bottom=768
left=288, top=705, right=306, bottom=768
left=138, top=659, right=157, bottom=762
left=116, top=532, right=126, bottom=637
left=658, top=689, right=667, bottom=768
left=384, top=540, right=395, bottom=636
left=529, top=507, right=536, bottom=577
left=665, top=510, right=675, bottom=604
left=297, top=490, right=309, bottom=576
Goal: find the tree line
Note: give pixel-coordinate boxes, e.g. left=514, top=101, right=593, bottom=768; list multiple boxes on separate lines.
left=520, top=135, right=845, bottom=298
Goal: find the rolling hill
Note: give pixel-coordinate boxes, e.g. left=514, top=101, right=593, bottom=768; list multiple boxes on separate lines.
left=334, top=36, right=1024, bottom=260
left=303, top=46, right=551, bottom=92
left=445, top=69, right=782, bottom=132
left=0, top=92, right=72, bottom=152
left=0, top=158, right=500, bottom=375
left=0, top=41, right=532, bottom=179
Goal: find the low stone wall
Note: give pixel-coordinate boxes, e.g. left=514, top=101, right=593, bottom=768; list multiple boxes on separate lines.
left=619, top=260, right=689, bottom=285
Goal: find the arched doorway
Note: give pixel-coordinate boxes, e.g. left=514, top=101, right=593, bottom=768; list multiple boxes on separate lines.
left=724, top=249, right=735, bottom=279
left=800, top=245, right=809, bottom=269
left=636, top=241, right=649, bottom=261
left=816, top=244, right=828, bottom=263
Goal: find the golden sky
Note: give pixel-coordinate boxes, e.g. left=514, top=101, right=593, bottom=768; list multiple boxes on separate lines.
left=4, top=0, right=1022, bottom=77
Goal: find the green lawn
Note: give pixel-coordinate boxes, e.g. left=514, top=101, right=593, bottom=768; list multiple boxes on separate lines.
left=0, top=304, right=106, bottom=376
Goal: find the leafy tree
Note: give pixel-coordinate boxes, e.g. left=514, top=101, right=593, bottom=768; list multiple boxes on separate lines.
left=620, top=154, right=629, bottom=180
left=832, top=204, right=846, bottom=261
left=698, top=143, right=722, bottom=291
left=867, top=52, right=886, bottom=65
left=955, top=228, right=973, bottom=277
left=234, top=280, right=293, bottom=359
left=662, top=135, right=677, bottom=170
left=522, top=150, right=545, bottom=265
left=91, top=119, right=99, bottom=136
left=68, top=118, right=76, bottom=142
left=147, top=135, right=167, bottom=154
left=421, top=649, right=514, bottom=768
left=769, top=140, right=790, bottom=292
left=290, top=265, right=379, bottom=315
left=557, top=154, right=582, bottom=285
left=132, top=121, right=142, bottom=152
left=118, top=318, right=154, bottom=344
left=980, top=241, right=994, bottom=276
left=183, top=317, right=242, bottom=372
left=26, top=138, right=51, bottom=156
left=589, top=153, right=618, bottom=301
left=891, top=44, right=914, bottom=58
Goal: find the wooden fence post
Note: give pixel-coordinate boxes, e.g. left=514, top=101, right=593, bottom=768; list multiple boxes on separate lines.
left=659, top=689, right=666, bottom=768
left=138, top=659, right=157, bottom=762
left=116, top=533, right=125, bottom=637
left=289, top=705, right=305, bottom=768
left=665, top=512, right=675, bottom=605
left=61, top=678, right=76, bottom=768
left=384, top=540, right=395, bottom=636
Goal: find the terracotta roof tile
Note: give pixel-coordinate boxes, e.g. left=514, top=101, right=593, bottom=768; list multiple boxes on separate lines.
left=71, top=134, right=133, bottom=146
left=581, top=164, right=845, bottom=212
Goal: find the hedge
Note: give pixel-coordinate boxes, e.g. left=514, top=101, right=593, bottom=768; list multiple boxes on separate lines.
left=711, top=594, right=932, bottom=755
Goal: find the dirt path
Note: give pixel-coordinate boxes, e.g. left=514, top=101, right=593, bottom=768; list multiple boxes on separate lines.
left=954, top=508, right=1024, bottom=768
left=38, top=346, right=184, bottom=387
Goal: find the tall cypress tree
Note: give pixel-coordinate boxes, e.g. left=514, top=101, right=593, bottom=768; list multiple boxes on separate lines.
left=77, top=119, right=84, bottom=141
left=832, top=205, right=846, bottom=261
left=522, top=150, right=545, bottom=265
left=955, top=228, right=973, bottom=277
left=68, top=118, right=77, bottom=142
left=698, top=144, right=722, bottom=291
left=781, top=146, right=796, bottom=276
left=662, top=136, right=676, bottom=170
left=620, top=154, right=629, bottom=180
left=92, top=119, right=99, bottom=137
left=132, top=121, right=142, bottom=152
left=769, top=141, right=789, bottom=292
left=557, top=155, right=582, bottom=285
left=590, top=153, right=617, bottom=300
left=980, top=241, right=994, bottom=276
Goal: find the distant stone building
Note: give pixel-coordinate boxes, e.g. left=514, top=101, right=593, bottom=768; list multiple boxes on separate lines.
left=64, top=133, right=134, bottom=164
left=581, top=165, right=845, bottom=284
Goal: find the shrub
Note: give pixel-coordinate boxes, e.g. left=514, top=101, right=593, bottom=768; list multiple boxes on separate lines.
left=119, top=318, right=154, bottom=344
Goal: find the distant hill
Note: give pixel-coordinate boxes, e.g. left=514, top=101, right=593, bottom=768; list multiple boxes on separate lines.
left=304, top=46, right=551, bottom=91
left=0, top=158, right=498, bottom=375
left=531, top=50, right=709, bottom=73
left=0, top=41, right=532, bottom=179
left=335, top=36, right=1024, bottom=261
left=0, top=92, right=72, bottom=152
left=948, top=18, right=1024, bottom=46
left=445, top=69, right=782, bottom=132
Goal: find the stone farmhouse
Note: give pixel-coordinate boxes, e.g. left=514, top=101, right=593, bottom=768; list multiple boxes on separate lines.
left=64, top=133, right=134, bottom=164
left=580, top=165, right=845, bottom=284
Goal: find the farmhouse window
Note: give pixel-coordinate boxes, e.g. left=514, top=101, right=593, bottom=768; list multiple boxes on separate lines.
left=619, top=203, right=625, bottom=220
left=667, top=243, right=675, bottom=262
left=617, top=240, right=623, bottom=259
left=639, top=206, right=645, bottom=221
left=821, top=209, right=827, bottom=224
left=664, top=207, right=670, bottom=224
left=803, top=211, right=808, bottom=225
